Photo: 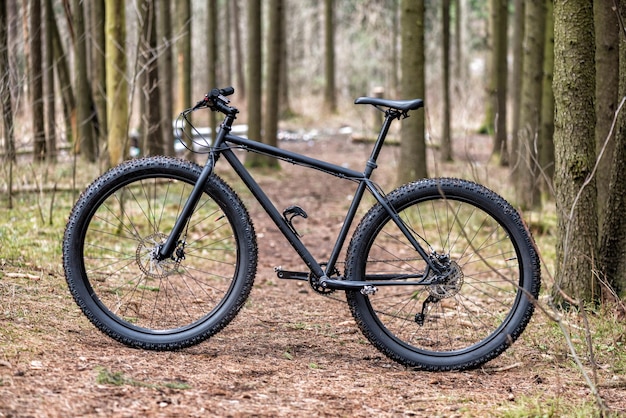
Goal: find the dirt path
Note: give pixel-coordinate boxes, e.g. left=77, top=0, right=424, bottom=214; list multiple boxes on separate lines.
left=1, top=135, right=624, bottom=417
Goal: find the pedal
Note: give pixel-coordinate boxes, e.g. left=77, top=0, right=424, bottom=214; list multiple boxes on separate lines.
left=282, top=205, right=308, bottom=237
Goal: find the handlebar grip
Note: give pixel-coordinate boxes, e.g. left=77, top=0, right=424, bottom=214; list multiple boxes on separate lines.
left=220, top=86, right=235, bottom=97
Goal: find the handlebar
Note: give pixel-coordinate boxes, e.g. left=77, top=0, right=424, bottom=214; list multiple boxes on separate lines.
left=192, top=86, right=238, bottom=115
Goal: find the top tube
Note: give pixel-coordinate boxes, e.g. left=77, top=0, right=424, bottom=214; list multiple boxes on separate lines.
left=223, top=133, right=365, bottom=180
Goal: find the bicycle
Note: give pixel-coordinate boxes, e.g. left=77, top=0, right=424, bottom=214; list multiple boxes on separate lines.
left=62, top=87, right=541, bottom=371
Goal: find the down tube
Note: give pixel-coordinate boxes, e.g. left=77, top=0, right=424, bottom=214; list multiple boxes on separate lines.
left=220, top=148, right=326, bottom=278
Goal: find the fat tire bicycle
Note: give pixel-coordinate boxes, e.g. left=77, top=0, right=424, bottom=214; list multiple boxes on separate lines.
left=63, top=87, right=541, bottom=371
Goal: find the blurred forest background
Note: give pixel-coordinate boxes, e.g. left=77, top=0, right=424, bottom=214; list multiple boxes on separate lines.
left=1, top=0, right=626, bottom=311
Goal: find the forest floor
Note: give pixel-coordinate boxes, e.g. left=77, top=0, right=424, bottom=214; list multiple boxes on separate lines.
left=1, top=126, right=626, bottom=417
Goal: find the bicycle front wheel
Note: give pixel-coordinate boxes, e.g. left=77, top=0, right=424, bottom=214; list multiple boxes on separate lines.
left=345, top=178, right=540, bottom=370
left=63, top=156, right=257, bottom=350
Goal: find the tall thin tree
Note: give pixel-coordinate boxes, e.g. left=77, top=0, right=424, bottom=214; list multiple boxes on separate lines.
left=599, top=1, right=626, bottom=298
left=72, top=0, right=96, bottom=161
left=324, top=0, right=336, bottom=113
left=398, top=0, right=427, bottom=184
left=510, top=0, right=525, bottom=171
left=207, top=0, right=218, bottom=143
left=91, top=0, right=106, bottom=152
left=594, top=1, right=619, bottom=233
left=105, top=0, right=129, bottom=166
left=245, top=0, right=263, bottom=167
left=552, top=0, right=598, bottom=305
left=175, top=0, right=192, bottom=158
left=139, top=0, right=163, bottom=156
left=441, top=0, right=452, bottom=162
left=30, top=0, right=46, bottom=161
left=514, top=0, right=545, bottom=210
left=261, top=0, right=283, bottom=169
left=493, top=0, right=508, bottom=165
left=539, top=0, right=555, bottom=188
left=0, top=0, right=15, bottom=163
left=157, top=0, right=174, bottom=156
left=44, top=0, right=56, bottom=162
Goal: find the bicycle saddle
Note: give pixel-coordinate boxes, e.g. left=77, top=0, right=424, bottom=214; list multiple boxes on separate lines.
left=354, top=97, right=424, bottom=112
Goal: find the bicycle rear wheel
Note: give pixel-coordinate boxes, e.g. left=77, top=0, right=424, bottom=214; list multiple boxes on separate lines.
left=345, top=178, right=540, bottom=370
left=63, top=156, right=257, bottom=350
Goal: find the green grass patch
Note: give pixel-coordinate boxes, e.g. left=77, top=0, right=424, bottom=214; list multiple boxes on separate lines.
left=96, top=367, right=191, bottom=390
left=500, top=395, right=600, bottom=418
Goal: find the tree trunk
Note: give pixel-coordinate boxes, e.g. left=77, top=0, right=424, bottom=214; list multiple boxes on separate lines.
left=440, top=0, right=452, bottom=162
left=539, top=0, right=555, bottom=190
left=245, top=0, right=263, bottom=167
left=157, top=0, right=174, bottom=156
left=91, top=0, right=106, bottom=152
left=139, top=0, right=163, bottom=156
left=207, top=0, right=217, bottom=144
left=279, top=0, right=291, bottom=117
left=44, top=0, right=56, bottom=162
left=594, top=1, right=619, bottom=235
left=397, top=0, right=427, bottom=184
left=453, top=0, right=462, bottom=82
left=231, top=0, right=245, bottom=99
left=175, top=0, right=192, bottom=159
left=105, top=0, right=128, bottom=166
left=30, top=0, right=46, bottom=161
left=514, top=0, right=545, bottom=210
left=72, top=0, right=97, bottom=161
left=493, top=0, right=508, bottom=166
left=51, top=13, right=75, bottom=145
left=0, top=0, right=15, bottom=163
left=480, top=0, right=496, bottom=136
left=510, top=0, right=525, bottom=172
left=324, top=0, right=336, bottom=113
left=552, top=0, right=598, bottom=306
left=261, top=0, right=282, bottom=169
left=599, top=1, right=626, bottom=298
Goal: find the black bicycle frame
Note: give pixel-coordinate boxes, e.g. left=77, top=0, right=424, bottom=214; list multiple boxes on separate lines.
left=160, top=110, right=437, bottom=290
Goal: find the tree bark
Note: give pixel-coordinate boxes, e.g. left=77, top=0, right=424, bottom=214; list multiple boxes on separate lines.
left=552, top=0, right=598, bottom=305
left=324, top=0, right=336, bottom=113
left=245, top=0, right=263, bottom=167
left=91, top=0, right=106, bottom=153
left=539, top=0, right=555, bottom=190
left=72, top=0, right=96, bottom=161
left=0, top=0, right=15, bottom=163
left=105, top=0, right=129, bottom=166
left=514, top=0, right=545, bottom=210
left=207, top=0, right=218, bottom=144
left=599, top=1, right=626, bottom=298
left=30, top=0, right=46, bottom=161
left=397, top=0, right=427, bottom=184
left=510, top=0, right=525, bottom=172
left=440, top=0, right=452, bottom=162
left=594, top=1, right=619, bottom=235
left=175, top=0, right=191, bottom=159
left=493, top=0, right=508, bottom=166
left=44, top=0, right=56, bottom=162
left=231, top=0, right=245, bottom=99
left=50, top=13, right=75, bottom=145
left=139, top=0, right=163, bottom=156
left=157, top=0, right=174, bottom=156
left=261, top=0, right=282, bottom=168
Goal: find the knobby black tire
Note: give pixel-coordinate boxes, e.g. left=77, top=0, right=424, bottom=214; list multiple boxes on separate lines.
left=345, top=178, right=540, bottom=371
left=63, top=156, right=257, bottom=350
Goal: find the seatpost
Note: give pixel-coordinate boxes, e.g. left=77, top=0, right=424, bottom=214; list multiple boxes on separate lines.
left=364, top=110, right=400, bottom=178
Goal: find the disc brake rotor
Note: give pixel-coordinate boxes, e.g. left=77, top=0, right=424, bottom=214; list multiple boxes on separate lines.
left=136, top=232, right=181, bottom=279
